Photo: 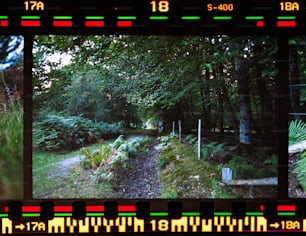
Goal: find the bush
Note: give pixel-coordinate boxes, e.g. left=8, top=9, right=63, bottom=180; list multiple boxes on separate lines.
left=33, top=114, right=123, bottom=151
left=81, top=135, right=153, bottom=182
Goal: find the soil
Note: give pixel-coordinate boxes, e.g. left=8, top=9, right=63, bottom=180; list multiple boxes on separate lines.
left=44, top=136, right=161, bottom=198
left=113, top=139, right=161, bottom=198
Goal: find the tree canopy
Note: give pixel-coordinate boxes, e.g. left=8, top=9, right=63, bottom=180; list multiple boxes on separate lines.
left=33, top=35, right=278, bottom=146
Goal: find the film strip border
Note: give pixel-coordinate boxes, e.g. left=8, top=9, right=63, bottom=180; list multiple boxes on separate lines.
left=1, top=201, right=306, bottom=233
left=1, top=0, right=306, bottom=34
left=0, top=14, right=303, bottom=32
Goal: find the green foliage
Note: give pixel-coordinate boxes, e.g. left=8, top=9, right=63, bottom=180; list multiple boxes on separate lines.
left=81, top=135, right=153, bottom=183
left=211, top=178, right=234, bottom=198
left=289, top=120, right=306, bottom=145
left=80, top=146, right=111, bottom=169
left=222, top=156, right=256, bottom=179
left=33, top=114, right=122, bottom=151
left=0, top=102, right=23, bottom=198
left=158, top=156, right=170, bottom=169
left=183, top=134, right=197, bottom=145
left=157, top=133, right=177, bottom=143
left=256, top=154, right=278, bottom=177
left=193, top=141, right=226, bottom=159
left=296, top=151, right=306, bottom=191
left=160, top=189, right=178, bottom=198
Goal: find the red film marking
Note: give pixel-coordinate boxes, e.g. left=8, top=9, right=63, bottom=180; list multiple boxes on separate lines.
left=277, top=21, right=296, bottom=27
left=21, top=20, right=40, bottom=27
left=118, top=205, right=136, bottom=212
left=53, top=20, right=72, bottom=27
left=54, top=206, right=73, bottom=212
left=85, top=21, right=105, bottom=27
left=277, top=205, right=296, bottom=211
left=0, top=20, right=8, bottom=27
left=23, top=206, right=41, bottom=212
left=4, top=206, right=41, bottom=212
left=117, top=21, right=133, bottom=27
left=256, top=21, right=264, bottom=27
left=86, top=206, right=104, bottom=212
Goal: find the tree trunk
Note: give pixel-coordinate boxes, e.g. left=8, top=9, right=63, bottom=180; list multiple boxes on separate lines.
left=219, top=67, right=239, bottom=134
left=235, top=50, right=252, bottom=145
left=289, top=45, right=301, bottom=120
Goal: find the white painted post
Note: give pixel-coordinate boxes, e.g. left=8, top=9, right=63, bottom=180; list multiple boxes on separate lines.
left=172, top=121, right=175, bottom=135
left=222, top=168, right=233, bottom=182
left=178, top=120, right=182, bottom=143
left=198, top=119, right=201, bottom=160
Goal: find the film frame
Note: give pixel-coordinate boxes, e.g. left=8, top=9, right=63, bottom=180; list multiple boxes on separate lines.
left=1, top=0, right=306, bottom=234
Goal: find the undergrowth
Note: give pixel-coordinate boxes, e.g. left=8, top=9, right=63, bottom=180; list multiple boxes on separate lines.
left=80, top=135, right=152, bottom=185
left=289, top=120, right=306, bottom=191
left=0, top=102, right=23, bottom=198
left=33, top=114, right=123, bottom=151
left=157, top=134, right=231, bottom=198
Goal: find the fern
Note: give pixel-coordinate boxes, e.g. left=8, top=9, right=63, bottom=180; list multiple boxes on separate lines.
left=289, top=120, right=306, bottom=145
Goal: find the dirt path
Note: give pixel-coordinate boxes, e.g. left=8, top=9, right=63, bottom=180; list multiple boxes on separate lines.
left=47, top=156, right=84, bottom=178
left=113, top=138, right=161, bottom=198
left=43, top=135, right=161, bottom=198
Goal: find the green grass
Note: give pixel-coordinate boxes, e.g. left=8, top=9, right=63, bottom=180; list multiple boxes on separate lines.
left=0, top=102, right=23, bottom=198
left=32, top=142, right=115, bottom=198
left=158, top=136, right=234, bottom=198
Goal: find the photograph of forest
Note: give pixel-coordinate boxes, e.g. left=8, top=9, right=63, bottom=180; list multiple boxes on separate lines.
left=32, top=35, right=279, bottom=199
left=0, top=35, right=23, bottom=199
left=288, top=36, right=306, bottom=198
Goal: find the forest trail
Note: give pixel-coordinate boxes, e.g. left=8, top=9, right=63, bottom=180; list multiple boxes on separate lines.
left=113, top=137, right=161, bottom=198
left=44, top=135, right=161, bottom=198
left=47, top=156, right=84, bottom=178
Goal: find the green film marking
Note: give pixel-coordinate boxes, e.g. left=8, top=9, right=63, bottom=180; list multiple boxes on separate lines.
left=245, top=16, right=264, bottom=20
left=181, top=16, right=200, bottom=20
left=0, top=214, right=8, bottom=217
left=22, top=213, right=40, bottom=217
left=182, top=212, right=200, bottom=216
left=21, top=16, right=40, bottom=20
left=54, top=213, right=72, bottom=217
left=117, top=16, right=136, bottom=20
left=86, top=213, right=104, bottom=217
left=85, top=16, right=104, bottom=20
left=119, top=213, right=136, bottom=217
left=150, top=212, right=168, bottom=217
left=150, top=16, right=168, bottom=20
left=246, top=212, right=264, bottom=216
left=53, top=16, right=72, bottom=20
left=277, top=16, right=296, bottom=20
left=0, top=16, right=8, bottom=19
left=278, top=212, right=295, bottom=216
left=213, top=16, right=232, bottom=20
left=214, top=212, right=232, bottom=216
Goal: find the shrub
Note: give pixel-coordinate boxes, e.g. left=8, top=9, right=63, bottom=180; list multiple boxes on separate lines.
left=80, top=145, right=111, bottom=169
left=33, top=114, right=123, bottom=151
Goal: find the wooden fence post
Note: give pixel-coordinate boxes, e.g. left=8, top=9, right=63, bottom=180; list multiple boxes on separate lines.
left=178, top=120, right=182, bottom=143
left=198, top=119, right=201, bottom=160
